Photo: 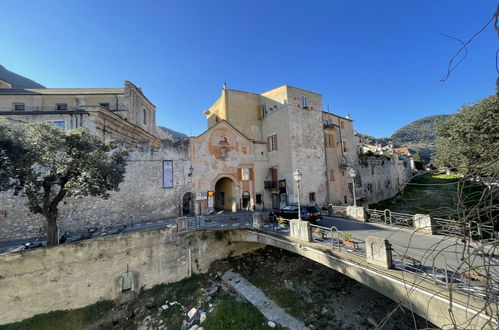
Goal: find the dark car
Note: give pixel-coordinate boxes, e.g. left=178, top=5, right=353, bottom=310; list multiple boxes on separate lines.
left=270, top=205, right=322, bottom=223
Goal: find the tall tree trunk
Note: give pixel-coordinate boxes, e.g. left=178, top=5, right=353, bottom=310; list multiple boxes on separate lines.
left=46, top=213, right=58, bottom=246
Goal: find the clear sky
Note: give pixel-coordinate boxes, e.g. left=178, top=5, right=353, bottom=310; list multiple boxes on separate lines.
left=1, top=0, right=497, bottom=137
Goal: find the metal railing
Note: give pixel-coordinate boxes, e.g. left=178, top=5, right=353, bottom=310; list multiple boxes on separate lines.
left=184, top=211, right=497, bottom=303
left=365, top=208, right=387, bottom=225
left=188, top=212, right=253, bottom=230
left=309, top=223, right=366, bottom=257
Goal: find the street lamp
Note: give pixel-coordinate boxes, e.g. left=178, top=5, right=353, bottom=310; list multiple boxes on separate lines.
left=347, top=168, right=357, bottom=207
left=293, top=169, right=303, bottom=220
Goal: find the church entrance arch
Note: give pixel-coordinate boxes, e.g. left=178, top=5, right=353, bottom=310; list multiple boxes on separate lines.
left=214, top=177, right=237, bottom=211
left=182, top=192, right=194, bottom=216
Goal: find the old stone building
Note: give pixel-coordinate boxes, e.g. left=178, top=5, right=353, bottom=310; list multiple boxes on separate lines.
left=193, top=84, right=412, bottom=213
left=0, top=77, right=188, bottom=241
left=0, top=77, right=412, bottom=241
left=0, top=80, right=161, bottom=146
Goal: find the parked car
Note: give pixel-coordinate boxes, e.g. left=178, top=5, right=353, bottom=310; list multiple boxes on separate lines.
left=270, top=205, right=322, bottom=223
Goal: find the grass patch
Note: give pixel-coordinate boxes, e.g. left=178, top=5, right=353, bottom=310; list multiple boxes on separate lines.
left=0, top=300, right=114, bottom=330
left=147, top=273, right=205, bottom=307
left=369, top=173, right=484, bottom=217
left=203, top=299, right=272, bottom=330
left=246, top=275, right=313, bottom=321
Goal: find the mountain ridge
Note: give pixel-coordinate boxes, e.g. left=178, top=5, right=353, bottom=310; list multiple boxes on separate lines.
left=0, top=65, right=46, bottom=89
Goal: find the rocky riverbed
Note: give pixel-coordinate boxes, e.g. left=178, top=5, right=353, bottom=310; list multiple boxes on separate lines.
left=2, top=246, right=435, bottom=330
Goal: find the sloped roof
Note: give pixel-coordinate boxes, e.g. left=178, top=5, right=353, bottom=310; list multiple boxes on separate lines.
left=194, top=120, right=251, bottom=141
left=0, top=88, right=123, bottom=95
left=393, top=147, right=411, bottom=155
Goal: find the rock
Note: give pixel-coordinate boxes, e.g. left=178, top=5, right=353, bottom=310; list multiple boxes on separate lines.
left=367, top=317, right=378, bottom=327
left=161, top=304, right=169, bottom=310
left=188, top=307, right=198, bottom=319
left=189, top=325, right=199, bottom=330
left=144, top=297, right=155, bottom=309
left=205, top=284, right=219, bottom=296
left=198, top=327, right=204, bottom=330
left=200, top=313, right=207, bottom=323
left=268, top=321, right=276, bottom=328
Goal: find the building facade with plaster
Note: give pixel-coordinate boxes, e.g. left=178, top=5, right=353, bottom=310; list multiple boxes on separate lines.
left=193, top=84, right=413, bottom=213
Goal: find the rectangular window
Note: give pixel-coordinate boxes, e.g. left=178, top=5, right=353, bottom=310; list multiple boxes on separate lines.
left=342, top=141, right=348, bottom=152
left=14, top=103, right=25, bottom=111
left=267, top=134, right=278, bottom=151
left=57, top=103, right=68, bottom=111
left=309, top=192, right=316, bottom=203
left=344, top=195, right=347, bottom=204
left=301, top=95, right=308, bottom=108
left=52, top=121, right=66, bottom=130
left=256, top=194, right=262, bottom=204
left=261, top=104, right=267, bottom=118
left=340, top=121, right=345, bottom=129
left=329, top=170, right=335, bottom=181
left=99, top=103, right=110, bottom=110
left=325, top=133, right=335, bottom=148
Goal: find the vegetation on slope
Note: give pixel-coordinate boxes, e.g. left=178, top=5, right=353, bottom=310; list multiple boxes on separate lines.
left=434, top=95, right=498, bottom=177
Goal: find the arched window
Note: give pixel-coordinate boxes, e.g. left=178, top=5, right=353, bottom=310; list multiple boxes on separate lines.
left=142, top=109, right=147, bottom=125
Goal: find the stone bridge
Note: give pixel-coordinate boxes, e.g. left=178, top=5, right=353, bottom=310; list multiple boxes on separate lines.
left=0, top=213, right=497, bottom=329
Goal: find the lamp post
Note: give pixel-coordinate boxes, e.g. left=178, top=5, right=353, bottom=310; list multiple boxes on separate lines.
left=347, top=168, right=357, bottom=207
left=293, top=169, right=303, bottom=220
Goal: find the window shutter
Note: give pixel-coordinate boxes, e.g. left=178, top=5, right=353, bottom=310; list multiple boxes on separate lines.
left=257, top=105, right=262, bottom=119
left=274, top=135, right=278, bottom=151
left=249, top=168, right=254, bottom=180
left=237, top=168, right=242, bottom=180
left=267, top=136, right=270, bottom=152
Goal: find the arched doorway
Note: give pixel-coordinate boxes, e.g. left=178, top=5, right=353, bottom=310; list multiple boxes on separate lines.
left=182, top=192, right=194, bottom=216
left=214, top=177, right=237, bottom=211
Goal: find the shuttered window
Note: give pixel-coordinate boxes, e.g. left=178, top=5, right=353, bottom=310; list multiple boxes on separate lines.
left=267, top=134, right=278, bottom=151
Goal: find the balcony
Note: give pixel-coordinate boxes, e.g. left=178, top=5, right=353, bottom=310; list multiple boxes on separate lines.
left=264, top=181, right=278, bottom=189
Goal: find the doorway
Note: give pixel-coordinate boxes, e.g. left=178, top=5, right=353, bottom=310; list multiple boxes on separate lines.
left=214, top=177, right=237, bottom=211
left=182, top=192, right=193, bottom=216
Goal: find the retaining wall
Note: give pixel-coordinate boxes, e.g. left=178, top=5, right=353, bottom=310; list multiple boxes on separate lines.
left=0, top=225, right=262, bottom=325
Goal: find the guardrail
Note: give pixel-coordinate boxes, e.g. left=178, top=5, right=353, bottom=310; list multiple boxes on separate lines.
left=185, top=211, right=498, bottom=303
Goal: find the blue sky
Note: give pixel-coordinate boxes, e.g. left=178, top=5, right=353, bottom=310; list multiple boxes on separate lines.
left=1, top=0, right=497, bottom=137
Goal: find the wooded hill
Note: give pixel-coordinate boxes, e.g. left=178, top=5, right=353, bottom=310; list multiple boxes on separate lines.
left=360, top=114, right=451, bottom=162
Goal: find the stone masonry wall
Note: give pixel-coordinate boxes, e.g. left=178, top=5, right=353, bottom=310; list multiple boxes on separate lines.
left=354, top=153, right=412, bottom=205
left=0, top=141, right=191, bottom=241
left=0, top=226, right=263, bottom=325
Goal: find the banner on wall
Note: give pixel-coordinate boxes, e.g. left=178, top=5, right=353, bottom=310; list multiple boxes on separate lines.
left=162, top=160, right=173, bottom=188
left=196, top=192, right=207, bottom=200
left=207, top=190, right=215, bottom=214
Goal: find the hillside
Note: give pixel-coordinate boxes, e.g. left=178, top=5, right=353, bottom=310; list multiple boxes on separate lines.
left=391, top=114, right=451, bottom=145
left=360, top=114, right=451, bottom=163
left=0, top=64, right=46, bottom=89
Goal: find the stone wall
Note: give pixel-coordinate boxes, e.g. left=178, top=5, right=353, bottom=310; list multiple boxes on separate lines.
left=354, top=153, right=412, bottom=205
left=0, top=225, right=262, bottom=325
left=0, top=142, right=191, bottom=241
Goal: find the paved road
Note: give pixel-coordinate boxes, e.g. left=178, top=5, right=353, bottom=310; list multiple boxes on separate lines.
left=318, top=216, right=498, bottom=276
